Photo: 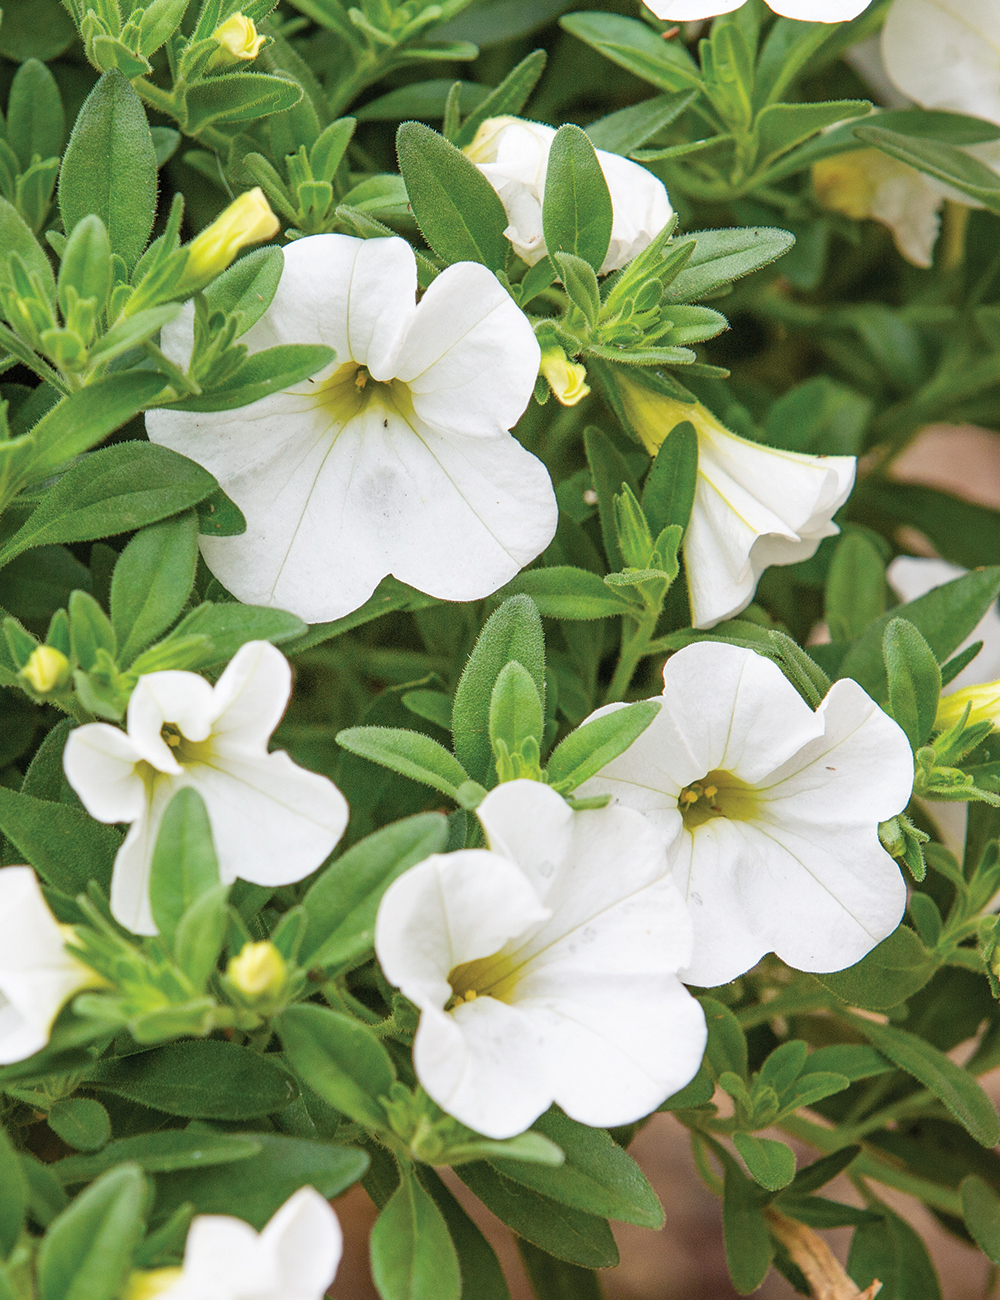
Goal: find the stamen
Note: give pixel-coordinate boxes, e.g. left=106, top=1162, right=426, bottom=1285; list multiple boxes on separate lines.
left=354, top=368, right=368, bottom=389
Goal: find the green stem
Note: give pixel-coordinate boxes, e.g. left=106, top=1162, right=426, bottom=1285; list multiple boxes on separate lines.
left=604, top=603, right=660, bottom=705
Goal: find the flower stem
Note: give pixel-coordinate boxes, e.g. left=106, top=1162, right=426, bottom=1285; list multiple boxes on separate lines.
left=604, top=603, right=660, bottom=704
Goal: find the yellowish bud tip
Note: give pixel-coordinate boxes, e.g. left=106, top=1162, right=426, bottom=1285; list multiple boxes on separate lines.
left=540, top=348, right=590, bottom=407
left=463, top=115, right=520, bottom=165
left=20, top=645, right=70, bottom=694
left=227, top=940, right=287, bottom=997
left=935, top=683, right=1000, bottom=735
left=123, top=1268, right=184, bottom=1300
left=210, top=12, right=265, bottom=63
left=812, top=152, right=881, bottom=222
left=184, top=188, right=280, bottom=285
left=611, top=371, right=716, bottom=456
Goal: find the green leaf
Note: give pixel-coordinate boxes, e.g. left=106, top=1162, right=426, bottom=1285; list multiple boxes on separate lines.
left=733, top=1133, right=795, bottom=1192
left=452, top=594, right=546, bottom=787
left=0, top=196, right=55, bottom=300
left=7, top=59, right=64, bottom=170
left=299, top=813, right=448, bottom=973
left=883, top=618, right=941, bottom=751
left=420, top=1170, right=512, bottom=1300
left=663, top=227, right=795, bottom=303
left=277, top=1002, right=395, bottom=1129
left=641, top=420, right=698, bottom=536
left=862, top=482, right=1000, bottom=570
left=504, top=567, right=633, bottom=620
left=46, top=1099, right=111, bottom=1153
left=811, top=925, right=937, bottom=1011
left=701, top=996, right=748, bottom=1081
left=58, top=70, right=157, bottom=269
left=203, top=245, right=283, bottom=337
left=824, top=530, right=886, bottom=643
left=755, top=99, right=870, bottom=167
left=132, top=601, right=304, bottom=675
left=355, top=79, right=489, bottom=124
left=490, top=660, right=544, bottom=758
left=586, top=90, right=697, bottom=154
left=518, top=1241, right=601, bottom=1300
left=54, top=1130, right=261, bottom=1185
left=721, top=1148, right=772, bottom=1294
left=583, top=425, right=639, bottom=572
left=847, top=1201, right=942, bottom=1300
left=336, top=726, right=470, bottom=800
left=371, top=1171, right=461, bottom=1300
left=784, top=1145, right=861, bottom=1197
left=0, top=443, right=218, bottom=571
left=89, top=1041, right=298, bottom=1119
left=799, top=1045, right=893, bottom=1082
left=37, top=1164, right=145, bottom=1300
left=856, top=125, right=1000, bottom=216
left=854, top=1018, right=1000, bottom=1148
left=0, top=1125, right=27, bottom=1258
left=27, top=372, right=168, bottom=479
left=0, top=784, right=119, bottom=894
left=491, top=1108, right=663, bottom=1228
left=559, top=13, right=702, bottom=94
left=185, top=73, right=303, bottom=131
left=164, top=344, right=334, bottom=413
left=396, top=121, right=509, bottom=271
left=542, top=124, right=613, bottom=274
left=110, top=512, right=199, bottom=663
left=457, top=1163, right=618, bottom=1268
left=148, top=788, right=220, bottom=945
left=546, top=700, right=659, bottom=793
left=961, top=1175, right=1000, bottom=1265
left=454, top=50, right=548, bottom=149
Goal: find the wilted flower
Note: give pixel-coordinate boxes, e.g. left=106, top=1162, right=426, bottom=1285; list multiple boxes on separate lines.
left=181, top=188, right=279, bottom=286
left=0, top=867, right=101, bottom=1064
left=125, top=1187, right=342, bottom=1300
left=63, top=641, right=348, bottom=936
left=644, top=0, right=872, bottom=21
left=577, top=642, right=914, bottom=987
left=375, top=780, right=706, bottom=1139
left=612, top=376, right=855, bottom=628
left=148, top=234, right=556, bottom=622
left=465, top=116, right=673, bottom=274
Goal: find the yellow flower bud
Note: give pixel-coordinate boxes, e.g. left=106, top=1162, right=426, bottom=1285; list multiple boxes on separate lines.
left=122, top=1268, right=184, bottom=1300
left=227, top=940, right=287, bottom=998
left=183, top=188, right=280, bottom=286
left=210, top=13, right=265, bottom=66
left=540, top=348, right=590, bottom=407
left=935, top=682, right=1000, bottom=735
left=20, top=645, right=70, bottom=694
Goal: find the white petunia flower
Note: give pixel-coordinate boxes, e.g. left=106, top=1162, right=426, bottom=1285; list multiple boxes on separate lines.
left=375, top=780, right=707, bottom=1140
left=0, top=866, right=101, bottom=1064
left=882, top=0, right=1000, bottom=127
left=612, top=378, right=856, bottom=628
left=131, top=1187, right=342, bottom=1300
left=577, top=643, right=913, bottom=987
left=63, top=641, right=348, bottom=936
left=464, top=116, right=673, bottom=274
left=888, top=557, right=1000, bottom=692
left=146, top=235, right=556, bottom=623
left=644, top=0, right=872, bottom=22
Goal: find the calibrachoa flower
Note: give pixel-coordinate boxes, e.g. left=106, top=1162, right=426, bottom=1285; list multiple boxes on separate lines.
left=644, top=0, right=872, bottom=21
left=0, top=867, right=101, bottom=1064
left=464, top=116, right=673, bottom=274
left=63, top=642, right=348, bottom=936
left=577, top=643, right=913, bottom=987
left=147, top=235, right=556, bottom=622
left=375, top=779, right=706, bottom=1140
left=889, top=556, right=1000, bottom=693
left=126, top=1187, right=342, bottom=1300
left=611, top=377, right=855, bottom=628
left=882, top=0, right=1000, bottom=126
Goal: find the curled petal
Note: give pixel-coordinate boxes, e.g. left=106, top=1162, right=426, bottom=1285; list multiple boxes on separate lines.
left=63, top=723, right=146, bottom=824
left=127, top=671, right=217, bottom=769
left=210, top=641, right=292, bottom=752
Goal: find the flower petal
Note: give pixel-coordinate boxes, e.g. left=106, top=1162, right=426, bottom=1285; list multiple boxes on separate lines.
left=476, top=780, right=574, bottom=901
left=882, top=0, right=1000, bottom=125
left=209, top=640, right=291, bottom=751
left=179, top=1214, right=269, bottom=1295
left=259, top=1187, right=343, bottom=1298
left=642, top=0, right=742, bottom=18
left=63, top=722, right=146, bottom=823
left=769, top=0, right=873, bottom=18
left=110, top=782, right=175, bottom=935
left=127, top=671, right=217, bottom=769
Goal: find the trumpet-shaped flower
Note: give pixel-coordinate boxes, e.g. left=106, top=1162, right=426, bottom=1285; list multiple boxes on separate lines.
left=0, top=866, right=100, bottom=1064
left=63, top=642, right=348, bottom=936
left=147, top=235, right=555, bottom=622
left=613, top=378, right=855, bottom=628
left=882, top=0, right=1000, bottom=126
left=129, top=1187, right=342, bottom=1300
left=375, top=780, right=707, bottom=1139
left=464, top=116, right=673, bottom=274
left=644, top=0, right=872, bottom=21
left=577, top=643, right=913, bottom=987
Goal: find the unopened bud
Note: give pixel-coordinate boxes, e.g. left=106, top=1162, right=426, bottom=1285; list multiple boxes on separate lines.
left=20, top=646, right=70, bottom=694
left=182, top=188, right=279, bottom=287
left=227, top=940, right=287, bottom=998
left=209, top=12, right=265, bottom=67
left=540, top=348, right=590, bottom=407
left=123, top=1268, right=184, bottom=1300
left=935, top=682, right=1000, bottom=734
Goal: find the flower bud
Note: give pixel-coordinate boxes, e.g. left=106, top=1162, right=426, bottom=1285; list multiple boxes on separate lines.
left=182, top=188, right=280, bottom=287
left=227, top=940, right=287, bottom=998
left=209, top=12, right=265, bottom=67
left=122, top=1268, right=184, bottom=1300
left=935, top=682, right=1000, bottom=735
left=20, top=646, right=70, bottom=694
left=540, top=348, right=590, bottom=407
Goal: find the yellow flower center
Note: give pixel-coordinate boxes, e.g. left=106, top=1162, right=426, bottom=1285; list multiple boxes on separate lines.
left=308, top=361, right=415, bottom=426
left=159, top=723, right=212, bottom=766
left=447, top=952, right=521, bottom=1009
left=679, top=770, right=759, bottom=829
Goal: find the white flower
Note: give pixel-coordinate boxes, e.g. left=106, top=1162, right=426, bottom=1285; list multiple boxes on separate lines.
left=882, top=0, right=1000, bottom=127
left=0, top=866, right=100, bottom=1064
left=146, top=235, right=556, bottom=623
left=374, top=780, right=706, bottom=1139
left=612, top=379, right=856, bottom=628
left=577, top=643, right=913, bottom=987
left=63, top=641, right=348, bottom=936
left=888, top=557, right=1000, bottom=692
left=464, top=116, right=673, bottom=274
left=141, top=1187, right=342, bottom=1300
left=644, top=0, right=872, bottom=22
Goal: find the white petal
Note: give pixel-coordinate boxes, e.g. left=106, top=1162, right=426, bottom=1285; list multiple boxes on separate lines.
left=882, top=0, right=1000, bottom=125
left=180, top=1214, right=269, bottom=1296
left=597, top=150, right=674, bottom=274
left=259, top=1188, right=342, bottom=1299
left=343, top=238, right=418, bottom=378
left=185, top=751, right=348, bottom=887
left=888, top=557, right=1000, bottom=691
left=643, top=0, right=742, bottom=17
left=110, top=781, right=176, bottom=936
left=63, top=723, right=146, bottom=823
left=127, top=671, right=216, bottom=769
left=0, top=999, right=48, bottom=1066
left=208, top=641, right=291, bottom=751
left=476, top=780, right=573, bottom=900
left=375, top=850, right=550, bottom=1011
left=769, top=0, right=872, bottom=18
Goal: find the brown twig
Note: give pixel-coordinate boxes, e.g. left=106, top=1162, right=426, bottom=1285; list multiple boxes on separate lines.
left=765, top=1208, right=882, bottom=1300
